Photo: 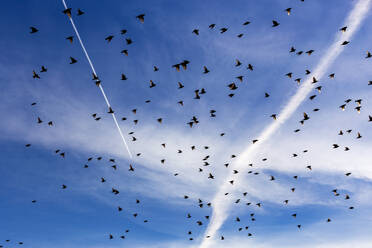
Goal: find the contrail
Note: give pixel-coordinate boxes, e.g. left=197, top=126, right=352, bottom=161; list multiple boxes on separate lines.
left=200, top=0, right=371, bottom=246
left=61, top=0, right=133, bottom=158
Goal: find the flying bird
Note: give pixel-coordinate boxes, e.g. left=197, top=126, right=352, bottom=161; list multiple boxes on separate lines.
left=136, top=14, right=145, bottom=23
left=30, top=26, right=38, bottom=33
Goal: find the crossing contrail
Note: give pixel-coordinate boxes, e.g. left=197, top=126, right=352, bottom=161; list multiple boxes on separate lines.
left=200, top=0, right=371, bottom=246
left=61, top=0, right=132, bottom=158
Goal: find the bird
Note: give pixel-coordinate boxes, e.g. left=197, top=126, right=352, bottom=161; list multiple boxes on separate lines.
left=228, top=83, right=238, bottom=90
left=243, top=21, right=251, bottom=25
left=62, top=8, right=72, bottom=18
left=180, top=60, right=190, bottom=70
left=30, top=26, right=38, bottom=33
left=355, top=106, right=361, bottom=113
left=220, top=28, right=228, bottom=33
left=69, top=57, right=77, bottom=64
left=40, top=66, right=47, bottom=72
left=149, top=80, right=156, bottom=88
left=357, top=132, right=362, bottom=139
left=136, top=14, right=145, bottom=23
left=77, top=9, right=85, bottom=15
left=366, top=51, right=371, bottom=58
left=33, top=70, right=40, bottom=79
left=341, top=41, right=349, bottom=45
left=192, top=29, right=199, bottom=35
left=272, top=20, right=280, bottom=27
left=285, top=8, right=292, bottom=15
left=203, top=66, right=210, bottom=74
left=209, top=24, right=216, bottom=29
left=306, top=50, right=314, bottom=55
left=172, top=64, right=181, bottom=72
left=105, top=35, right=114, bottom=42
left=340, top=26, right=347, bottom=32
left=121, top=74, right=127, bottom=80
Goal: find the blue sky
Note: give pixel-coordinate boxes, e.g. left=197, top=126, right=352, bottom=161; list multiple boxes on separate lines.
left=1, top=0, right=372, bottom=247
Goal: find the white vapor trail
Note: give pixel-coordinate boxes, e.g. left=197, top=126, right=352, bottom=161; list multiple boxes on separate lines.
left=200, top=0, right=371, bottom=246
left=61, top=0, right=132, bottom=158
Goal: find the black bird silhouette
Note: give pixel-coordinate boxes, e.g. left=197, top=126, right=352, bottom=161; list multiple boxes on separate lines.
left=136, top=14, right=145, bottom=23
left=220, top=28, right=228, bottom=33
left=272, top=20, right=280, bottom=27
left=33, top=70, right=40, bottom=79
left=69, top=57, right=77, bottom=64
left=340, top=26, right=347, bottom=32
left=77, top=9, right=85, bottom=15
left=30, top=26, right=38, bottom=33
left=63, top=8, right=72, bottom=18
left=105, top=35, right=114, bottom=42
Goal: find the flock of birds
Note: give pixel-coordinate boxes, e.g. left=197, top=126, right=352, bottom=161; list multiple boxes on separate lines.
left=2, top=1, right=372, bottom=247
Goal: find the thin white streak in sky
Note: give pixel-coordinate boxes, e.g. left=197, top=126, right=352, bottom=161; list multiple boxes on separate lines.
left=61, top=0, right=132, bottom=158
left=200, top=0, right=371, bottom=246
